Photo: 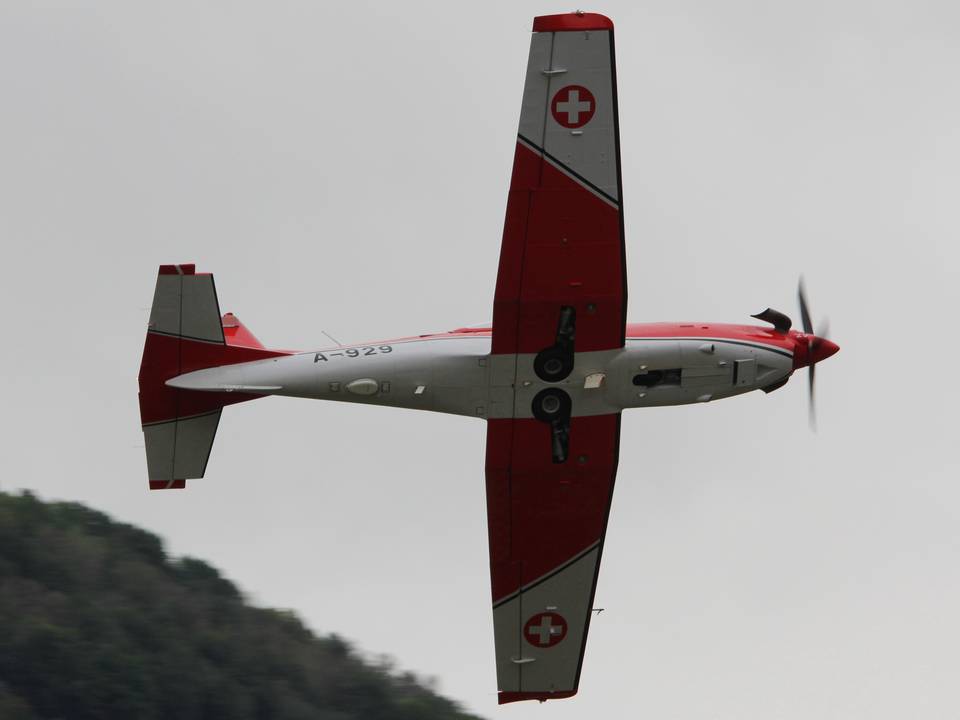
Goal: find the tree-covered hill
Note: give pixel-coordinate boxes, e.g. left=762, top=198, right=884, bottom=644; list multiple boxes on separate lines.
left=0, top=491, right=482, bottom=720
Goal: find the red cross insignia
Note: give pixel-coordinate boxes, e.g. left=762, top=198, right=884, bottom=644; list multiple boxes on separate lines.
left=551, top=85, right=596, bottom=128
left=524, top=612, right=568, bottom=647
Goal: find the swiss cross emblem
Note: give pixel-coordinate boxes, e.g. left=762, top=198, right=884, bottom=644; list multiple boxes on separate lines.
left=523, top=612, right=568, bottom=647
left=551, top=85, right=596, bottom=128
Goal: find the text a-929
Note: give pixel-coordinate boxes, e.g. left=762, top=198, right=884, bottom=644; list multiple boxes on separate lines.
left=313, top=345, right=394, bottom=363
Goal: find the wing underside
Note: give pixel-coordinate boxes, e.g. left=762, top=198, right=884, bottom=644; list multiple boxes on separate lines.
left=486, top=415, right=621, bottom=703
left=486, top=12, right=626, bottom=704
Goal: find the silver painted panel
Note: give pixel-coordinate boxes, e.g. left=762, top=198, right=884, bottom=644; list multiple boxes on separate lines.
left=147, top=273, right=224, bottom=343
left=518, top=548, right=598, bottom=691
left=493, top=548, right=600, bottom=693
left=169, top=336, right=494, bottom=418
left=180, top=275, right=225, bottom=343
left=509, top=349, right=623, bottom=420
left=165, top=335, right=793, bottom=419
left=148, top=275, right=182, bottom=336
left=621, top=339, right=792, bottom=408
left=143, top=420, right=176, bottom=481
left=172, top=411, right=221, bottom=479
left=735, top=358, right=757, bottom=387
left=682, top=365, right=732, bottom=389
left=487, top=353, right=517, bottom=419
left=543, top=31, right=618, bottom=201
left=517, top=32, right=554, bottom=147
left=492, top=595, right=522, bottom=692
left=143, top=411, right=221, bottom=481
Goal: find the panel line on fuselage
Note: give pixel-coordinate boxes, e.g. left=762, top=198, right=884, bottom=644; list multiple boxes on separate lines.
left=625, top=336, right=793, bottom=360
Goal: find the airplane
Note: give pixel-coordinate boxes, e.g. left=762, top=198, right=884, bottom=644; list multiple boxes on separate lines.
left=138, top=11, right=838, bottom=705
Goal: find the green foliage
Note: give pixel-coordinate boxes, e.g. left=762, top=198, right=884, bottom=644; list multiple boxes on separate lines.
left=0, top=492, right=482, bottom=720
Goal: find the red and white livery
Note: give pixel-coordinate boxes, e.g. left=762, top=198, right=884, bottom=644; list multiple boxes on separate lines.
left=138, top=12, right=838, bottom=704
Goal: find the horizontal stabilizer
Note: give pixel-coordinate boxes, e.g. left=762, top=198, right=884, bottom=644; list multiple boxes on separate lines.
left=144, top=411, right=221, bottom=490
left=150, top=264, right=224, bottom=343
left=138, top=264, right=288, bottom=489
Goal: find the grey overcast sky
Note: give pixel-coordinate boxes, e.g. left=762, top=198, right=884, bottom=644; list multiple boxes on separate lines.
left=2, top=1, right=959, bottom=717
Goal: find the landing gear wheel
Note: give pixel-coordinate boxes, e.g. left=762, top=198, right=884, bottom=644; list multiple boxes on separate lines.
left=531, top=388, right=572, bottom=423
left=534, top=347, right=574, bottom=383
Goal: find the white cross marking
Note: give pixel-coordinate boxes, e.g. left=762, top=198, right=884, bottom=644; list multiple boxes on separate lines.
left=527, top=615, right=562, bottom=645
left=556, top=90, right=592, bottom=124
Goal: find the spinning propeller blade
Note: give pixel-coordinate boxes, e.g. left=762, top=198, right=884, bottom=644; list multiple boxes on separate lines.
left=797, top=277, right=832, bottom=430
left=798, top=277, right=814, bottom=335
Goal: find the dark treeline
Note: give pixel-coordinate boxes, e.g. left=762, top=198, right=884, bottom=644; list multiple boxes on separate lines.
left=0, top=491, right=482, bottom=720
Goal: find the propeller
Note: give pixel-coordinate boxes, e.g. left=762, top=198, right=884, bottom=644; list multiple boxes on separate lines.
left=752, top=280, right=837, bottom=428
left=797, top=277, right=832, bottom=430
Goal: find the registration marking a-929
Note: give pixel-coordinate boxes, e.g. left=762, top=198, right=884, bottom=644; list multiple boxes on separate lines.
left=314, top=345, right=393, bottom=363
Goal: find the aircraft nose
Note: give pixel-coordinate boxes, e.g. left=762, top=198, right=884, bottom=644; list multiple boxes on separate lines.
left=793, top=335, right=839, bottom=369
left=812, top=337, right=839, bottom=364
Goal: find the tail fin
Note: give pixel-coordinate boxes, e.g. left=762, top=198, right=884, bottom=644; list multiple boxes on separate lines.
left=138, top=264, right=287, bottom=490
left=222, top=312, right=266, bottom=349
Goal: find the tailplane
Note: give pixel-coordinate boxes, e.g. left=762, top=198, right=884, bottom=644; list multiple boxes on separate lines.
left=138, top=264, right=287, bottom=489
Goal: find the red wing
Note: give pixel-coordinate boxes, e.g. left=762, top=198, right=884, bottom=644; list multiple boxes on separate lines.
left=486, top=13, right=626, bottom=703
left=492, top=15, right=626, bottom=355
left=486, top=415, right=620, bottom=703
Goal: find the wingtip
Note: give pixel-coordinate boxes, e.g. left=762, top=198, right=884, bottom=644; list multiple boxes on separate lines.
left=533, top=12, right=613, bottom=33
left=149, top=479, right=187, bottom=490
left=497, top=689, right=578, bottom=705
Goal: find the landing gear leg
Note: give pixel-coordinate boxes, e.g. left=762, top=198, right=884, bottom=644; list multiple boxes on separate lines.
left=534, top=306, right=576, bottom=382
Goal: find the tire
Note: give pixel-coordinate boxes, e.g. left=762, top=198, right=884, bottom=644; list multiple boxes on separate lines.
left=531, top=388, right=572, bottom=423
left=534, top=346, right=574, bottom=382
